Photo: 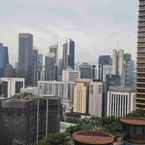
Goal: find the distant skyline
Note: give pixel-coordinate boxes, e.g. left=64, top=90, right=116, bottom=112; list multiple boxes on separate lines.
left=0, top=0, right=137, bottom=65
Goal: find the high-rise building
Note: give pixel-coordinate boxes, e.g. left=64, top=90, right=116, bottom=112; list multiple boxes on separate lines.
left=79, top=63, right=93, bottom=80
left=57, top=58, right=63, bottom=81
left=4, top=64, right=15, bottom=78
left=38, top=81, right=75, bottom=113
left=89, top=81, right=103, bottom=117
left=112, top=49, right=118, bottom=75
left=45, top=53, right=56, bottom=81
left=32, top=49, right=38, bottom=86
left=49, top=45, right=58, bottom=64
left=0, top=78, right=25, bottom=98
left=0, top=95, right=60, bottom=145
left=38, top=54, right=43, bottom=80
left=62, top=39, right=75, bottom=70
left=68, top=39, right=75, bottom=70
left=136, top=0, right=145, bottom=112
left=0, top=43, right=9, bottom=77
left=18, top=33, right=33, bottom=85
left=107, top=86, right=136, bottom=118
left=112, top=49, right=135, bottom=86
left=73, top=80, right=90, bottom=114
left=98, top=55, right=112, bottom=65
left=62, top=68, right=80, bottom=82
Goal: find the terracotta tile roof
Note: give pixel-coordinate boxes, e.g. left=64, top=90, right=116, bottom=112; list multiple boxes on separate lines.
left=120, top=118, right=145, bottom=126
left=72, top=131, right=114, bottom=145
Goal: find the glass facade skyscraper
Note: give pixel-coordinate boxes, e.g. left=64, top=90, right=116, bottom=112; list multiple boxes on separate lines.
left=18, top=33, right=33, bottom=85
left=0, top=43, right=9, bottom=77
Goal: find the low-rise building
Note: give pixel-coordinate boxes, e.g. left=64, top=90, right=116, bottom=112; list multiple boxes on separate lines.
left=107, top=87, right=136, bottom=118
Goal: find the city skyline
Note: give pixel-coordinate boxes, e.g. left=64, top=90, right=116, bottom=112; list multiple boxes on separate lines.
left=0, top=0, right=137, bottom=65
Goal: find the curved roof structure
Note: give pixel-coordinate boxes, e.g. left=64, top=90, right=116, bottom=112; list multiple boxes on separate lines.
left=72, top=131, right=114, bottom=145
left=120, top=118, right=145, bottom=126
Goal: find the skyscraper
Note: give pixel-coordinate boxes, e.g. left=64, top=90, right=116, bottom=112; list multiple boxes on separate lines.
left=136, top=0, right=145, bottom=112
left=0, top=43, right=9, bottom=77
left=45, top=53, right=56, bottom=81
left=49, top=45, right=58, bottom=64
left=68, top=39, right=75, bottom=69
left=32, top=49, right=38, bottom=86
left=98, top=55, right=112, bottom=81
left=18, top=33, right=33, bottom=85
left=62, top=39, right=75, bottom=70
left=79, top=63, right=93, bottom=79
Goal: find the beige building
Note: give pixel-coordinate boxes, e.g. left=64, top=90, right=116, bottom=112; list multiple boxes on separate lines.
left=73, top=80, right=90, bottom=114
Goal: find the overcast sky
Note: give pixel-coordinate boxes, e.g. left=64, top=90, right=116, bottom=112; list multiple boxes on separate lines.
left=0, top=0, right=137, bottom=65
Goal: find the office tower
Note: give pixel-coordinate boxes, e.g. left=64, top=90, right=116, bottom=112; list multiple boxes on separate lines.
left=45, top=53, right=56, bottom=81
left=79, top=63, right=93, bottom=79
left=0, top=95, right=60, bottom=145
left=0, top=43, right=9, bottom=77
left=57, top=58, right=63, bottom=81
left=4, top=64, right=15, bottom=78
left=112, top=49, right=118, bottom=75
left=136, top=0, right=145, bottom=112
left=62, top=42, right=68, bottom=70
left=37, top=54, right=43, bottom=80
left=62, top=68, right=80, bottom=82
left=124, top=54, right=136, bottom=87
left=49, top=45, right=58, bottom=64
left=98, top=55, right=112, bottom=65
left=68, top=39, right=75, bottom=69
left=73, top=80, right=90, bottom=114
left=107, top=86, right=136, bottom=117
left=18, top=33, right=33, bottom=85
left=62, top=39, right=75, bottom=70
left=98, top=56, right=112, bottom=81
left=89, top=81, right=103, bottom=117
left=32, top=49, right=38, bottom=86
left=38, top=81, right=75, bottom=113
left=0, top=78, right=25, bottom=98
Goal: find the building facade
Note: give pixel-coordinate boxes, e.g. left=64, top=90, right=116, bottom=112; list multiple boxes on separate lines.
left=0, top=78, right=25, bottom=98
left=62, top=39, right=75, bottom=70
left=45, top=53, right=57, bottom=81
left=38, top=81, right=75, bottom=113
left=79, top=63, right=93, bottom=80
left=0, top=96, right=60, bottom=145
left=18, top=33, right=33, bottom=85
left=73, top=80, right=90, bottom=114
left=89, top=81, right=103, bottom=117
left=136, top=0, right=145, bottom=112
left=107, top=87, right=136, bottom=117
left=0, top=43, right=9, bottom=77
left=62, top=68, right=80, bottom=82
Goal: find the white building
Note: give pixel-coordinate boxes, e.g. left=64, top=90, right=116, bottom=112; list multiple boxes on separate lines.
left=21, top=87, right=39, bottom=96
left=0, top=78, right=25, bottom=98
left=107, top=86, right=136, bottom=118
left=89, top=81, right=103, bottom=117
left=38, top=81, right=75, bottom=112
left=62, top=68, right=80, bottom=82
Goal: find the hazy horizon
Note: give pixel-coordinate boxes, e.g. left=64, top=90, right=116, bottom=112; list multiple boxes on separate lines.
left=0, top=0, right=137, bottom=65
